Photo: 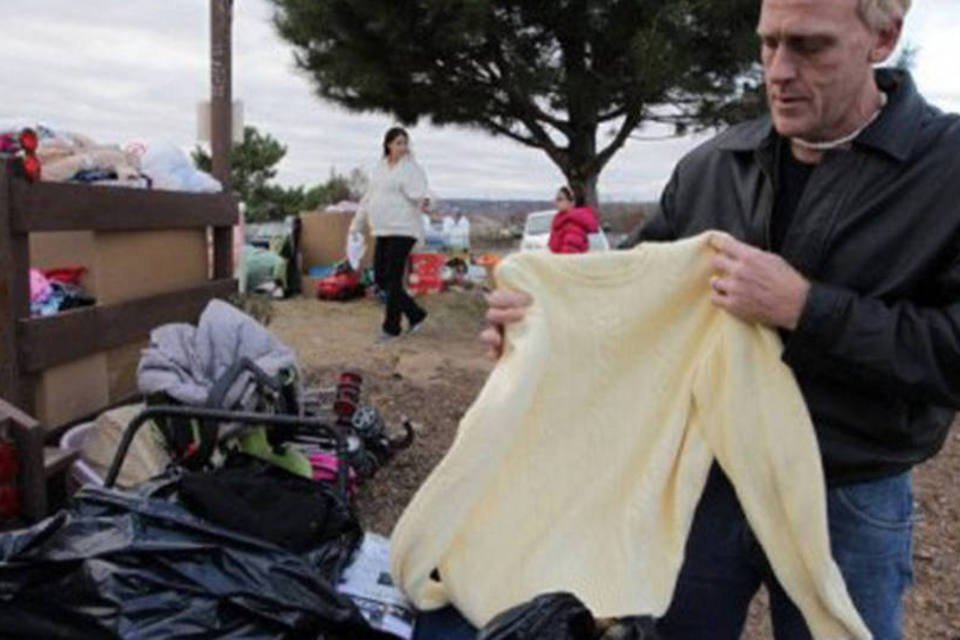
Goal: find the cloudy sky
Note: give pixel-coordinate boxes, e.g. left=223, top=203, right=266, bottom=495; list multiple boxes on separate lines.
left=2, top=1, right=958, bottom=201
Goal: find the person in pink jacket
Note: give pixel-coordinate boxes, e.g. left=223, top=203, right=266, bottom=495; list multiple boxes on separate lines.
left=548, top=186, right=599, bottom=254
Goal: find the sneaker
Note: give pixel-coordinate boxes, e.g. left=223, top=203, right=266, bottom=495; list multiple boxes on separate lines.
left=408, top=314, right=428, bottom=335
left=376, top=332, right=400, bottom=344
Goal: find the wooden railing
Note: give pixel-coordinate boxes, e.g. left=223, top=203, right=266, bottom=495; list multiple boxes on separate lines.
left=0, top=171, right=238, bottom=519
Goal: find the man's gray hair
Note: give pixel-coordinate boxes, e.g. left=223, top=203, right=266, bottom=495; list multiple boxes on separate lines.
left=859, top=0, right=911, bottom=30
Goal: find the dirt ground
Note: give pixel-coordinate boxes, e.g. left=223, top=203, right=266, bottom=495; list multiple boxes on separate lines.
left=272, top=292, right=960, bottom=639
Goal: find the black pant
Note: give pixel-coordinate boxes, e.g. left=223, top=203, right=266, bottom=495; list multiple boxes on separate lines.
left=374, top=236, right=426, bottom=336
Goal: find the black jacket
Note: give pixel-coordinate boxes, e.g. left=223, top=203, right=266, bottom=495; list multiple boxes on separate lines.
left=631, top=69, right=960, bottom=484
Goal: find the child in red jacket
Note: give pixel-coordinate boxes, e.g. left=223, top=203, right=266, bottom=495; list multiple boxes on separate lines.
left=549, top=186, right=599, bottom=254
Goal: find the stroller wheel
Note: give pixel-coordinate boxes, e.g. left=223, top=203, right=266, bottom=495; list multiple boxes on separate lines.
left=352, top=405, right=384, bottom=438
left=349, top=449, right=381, bottom=480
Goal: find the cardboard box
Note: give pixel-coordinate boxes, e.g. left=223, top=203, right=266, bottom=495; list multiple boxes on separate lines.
left=29, top=229, right=208, bottom=428
left=299, top=211, right=373, bottom=271
left=106, top=340, right=147, bottom=404
left=31, top=229, right=209, bottom=305
left=33, top=354, right=109, bottom=430
left=301, top=275, right=323, bottom=298
left=31, top=339, right=145, bottom=434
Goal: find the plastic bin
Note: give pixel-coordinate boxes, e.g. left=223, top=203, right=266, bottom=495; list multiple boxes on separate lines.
left=408, top=253, right=446, bottom=295
left=58, top=421, right=105, bottom=488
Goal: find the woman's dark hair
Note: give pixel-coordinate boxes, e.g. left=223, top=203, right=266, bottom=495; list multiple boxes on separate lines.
left=383, top=127, right=409, bottom=156
left=558, top=185, right=586, bottom=207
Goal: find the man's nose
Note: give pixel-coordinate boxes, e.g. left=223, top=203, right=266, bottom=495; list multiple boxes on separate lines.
left=766, top=45, right=799, bottom=84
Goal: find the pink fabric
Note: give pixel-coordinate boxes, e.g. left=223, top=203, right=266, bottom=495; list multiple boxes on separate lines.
left=309, top=452, right=358, bottom=496
left=29, top=269, right=52, bottom=303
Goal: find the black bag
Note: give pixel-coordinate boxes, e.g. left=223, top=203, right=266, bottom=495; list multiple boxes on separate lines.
left=477, top=592, right=660, bottom=640
left=180, top=454, right=361, bottom=558
left=477, top=593, right=595, bottom=640
left=0, top=472, right=384, bottom=640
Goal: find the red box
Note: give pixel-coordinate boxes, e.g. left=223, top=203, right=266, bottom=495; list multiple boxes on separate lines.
left=408, top=253, right=446, bottom=295
left=409, top=253, right=445, bottom=276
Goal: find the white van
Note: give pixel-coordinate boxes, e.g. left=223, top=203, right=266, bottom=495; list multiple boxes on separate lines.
left=520, top=210, right=610, bottom=252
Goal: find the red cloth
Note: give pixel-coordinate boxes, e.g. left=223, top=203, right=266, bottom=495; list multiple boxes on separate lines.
left=42, top=266, right=86, bottom=285
left=548, top=207, right=599, bottom=254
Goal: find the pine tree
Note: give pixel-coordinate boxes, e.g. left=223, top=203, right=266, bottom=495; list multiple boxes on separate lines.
left=270, top=0, right=763, bottom=204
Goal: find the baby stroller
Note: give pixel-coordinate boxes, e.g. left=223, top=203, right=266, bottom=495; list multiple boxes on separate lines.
left=120, top=299, right=412, bottom=493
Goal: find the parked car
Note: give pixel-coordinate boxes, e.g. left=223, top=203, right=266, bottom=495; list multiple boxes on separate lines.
left=519, top=210, right=610, bottom=252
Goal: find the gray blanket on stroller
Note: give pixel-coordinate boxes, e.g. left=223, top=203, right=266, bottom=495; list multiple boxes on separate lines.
left=138, top=299, right=299, bottom=409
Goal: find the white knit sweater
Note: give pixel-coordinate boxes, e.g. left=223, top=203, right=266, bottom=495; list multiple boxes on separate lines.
left=350, top=155, right=428, bottom=239
left=390, top=232, right=871, bottom=640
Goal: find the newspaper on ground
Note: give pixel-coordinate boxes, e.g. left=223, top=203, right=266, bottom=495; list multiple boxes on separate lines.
left=338, top=533, right=416, bottom=639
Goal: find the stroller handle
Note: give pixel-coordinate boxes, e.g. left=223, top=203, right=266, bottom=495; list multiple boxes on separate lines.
left=103, top=405, right=350, bottom=498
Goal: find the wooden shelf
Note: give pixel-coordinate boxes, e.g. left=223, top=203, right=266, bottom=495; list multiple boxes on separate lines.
left=2, top=171, right=239, bottom=521
left=11, top=179, right=238, bottom=232
left=18, top=279, right=237, bottom=372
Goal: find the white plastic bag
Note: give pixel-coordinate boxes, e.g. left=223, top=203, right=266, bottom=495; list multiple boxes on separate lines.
left=346, top=232, right=366, bottom=270
left=126, top=140, right=222, bottom=193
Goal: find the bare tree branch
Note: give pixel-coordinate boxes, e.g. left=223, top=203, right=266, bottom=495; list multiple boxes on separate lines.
left=487, top=45, right=572, bottom=145
left=590, top=112, right=643, bottom=174
left=598, top=106, right=630, bottom=122
left=479, top=117, right=544, bottom=149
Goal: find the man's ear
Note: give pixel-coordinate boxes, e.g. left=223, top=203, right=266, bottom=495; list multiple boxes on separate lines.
left=870, top=18, right=903, bottom=63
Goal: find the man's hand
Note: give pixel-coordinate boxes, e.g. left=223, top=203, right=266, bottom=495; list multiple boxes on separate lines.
left=709, top=234, right=811, bottom=330
left=480, top=289, right=533, bottom=359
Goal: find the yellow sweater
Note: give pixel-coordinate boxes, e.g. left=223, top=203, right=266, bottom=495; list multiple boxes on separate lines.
left=390, top=232, right=871, bottom=639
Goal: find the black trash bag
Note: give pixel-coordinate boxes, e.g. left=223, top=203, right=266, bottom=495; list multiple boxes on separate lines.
left=0, top=479, right=387, bottom=640
left=179, top=453, right=361, bottom=560
left=476, top=593, right=662, bottom=640
left=477, top=592, right=596, bottom=640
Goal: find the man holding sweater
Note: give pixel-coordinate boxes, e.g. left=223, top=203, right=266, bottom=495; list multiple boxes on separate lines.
left=483, top=0, right=960, bottom=637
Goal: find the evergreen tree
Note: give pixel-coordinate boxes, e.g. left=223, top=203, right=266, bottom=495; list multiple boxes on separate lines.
left=270, top=0, right=762, bottom=204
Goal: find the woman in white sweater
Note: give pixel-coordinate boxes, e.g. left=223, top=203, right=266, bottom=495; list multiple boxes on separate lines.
left=350, top=127, right=429, bottom=338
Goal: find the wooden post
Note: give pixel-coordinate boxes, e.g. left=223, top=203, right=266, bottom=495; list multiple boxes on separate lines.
left=0, top=398, right=47, bottom=521
left=211, top=0, right=235, bottom=280
left=0, top=172, right=43, bottom=520
left=0, top=172, right=15, bottom=405
left=0, top=172, right=31, bottom=412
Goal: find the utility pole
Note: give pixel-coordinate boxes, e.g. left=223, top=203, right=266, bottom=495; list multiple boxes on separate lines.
left=210, top=0, right=234, bottom=279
